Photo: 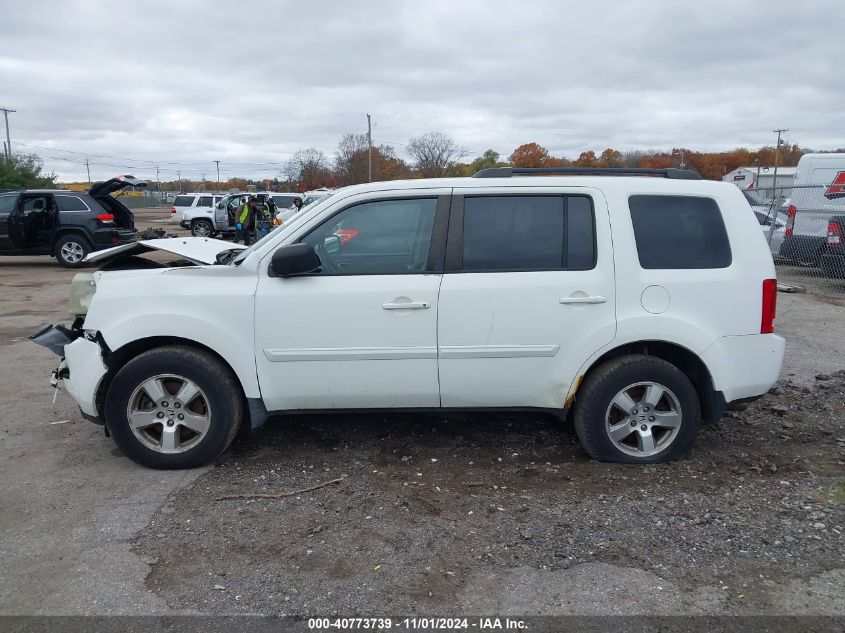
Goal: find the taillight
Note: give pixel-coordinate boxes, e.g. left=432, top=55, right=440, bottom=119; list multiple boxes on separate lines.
left=171, top=206, right=177, bottom=214
left=761, top=278, right=777, bottom=334
left=96, top=213, right=114, bottom=223
left=828, top=221, right=842, bottom=245
left=784, top=205, right=797, bottom=238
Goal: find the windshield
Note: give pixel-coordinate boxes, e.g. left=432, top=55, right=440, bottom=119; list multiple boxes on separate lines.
left=231, top=194, right=337, bottom=265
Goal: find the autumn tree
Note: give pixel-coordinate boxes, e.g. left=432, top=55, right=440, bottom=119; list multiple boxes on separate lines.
left=334, top=133, right=411, bottom=185
left=282, top=148, right=332, bottom=191
left=509, top=142, right=551, bottom=167
left=407, top=132, right=466, bottom=178
left=573, top=151, right=597, bottom=167
left=597, top=148, right=624, bottom=167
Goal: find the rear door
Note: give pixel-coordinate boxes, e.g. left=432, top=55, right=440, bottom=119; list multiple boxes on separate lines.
left=437, top=187, right=616, bottom=408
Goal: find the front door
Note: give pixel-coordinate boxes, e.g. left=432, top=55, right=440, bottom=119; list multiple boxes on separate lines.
left=0, top=193, right=19, bottom=250
left=437, top=188, right=617, bottom=408
left=12, top=194, right=55, bottom=250
left=254, top=193, right=450, bottom=411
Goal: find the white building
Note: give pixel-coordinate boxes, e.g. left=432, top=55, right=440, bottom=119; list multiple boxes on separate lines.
left=723, top=166, right=796, bottom=198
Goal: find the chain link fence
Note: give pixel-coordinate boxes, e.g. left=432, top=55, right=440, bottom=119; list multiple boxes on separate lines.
left=746, top=185, right=845, bottom=297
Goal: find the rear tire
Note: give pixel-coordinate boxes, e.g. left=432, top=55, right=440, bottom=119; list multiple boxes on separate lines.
left=105, top=346, right=243, bottom=469
left=191, top=219, right=214, bottom=238
left=54, top=234, right=91, bottom=267
left=573, top=355, right=700, bottom=464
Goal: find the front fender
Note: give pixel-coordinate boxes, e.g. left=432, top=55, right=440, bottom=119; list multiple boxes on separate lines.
left=82, top=267, right=260, bottom=398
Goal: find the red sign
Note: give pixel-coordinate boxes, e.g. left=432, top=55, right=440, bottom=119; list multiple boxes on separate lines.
left=825, top=171, right=845, bottom=200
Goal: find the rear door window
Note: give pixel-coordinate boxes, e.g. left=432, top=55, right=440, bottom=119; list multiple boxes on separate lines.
left=460, top=195, right=596, bottom=271
left=629, top=195, right=731, bottom=269
left=173, top=196, right=195, bottom=207
left=197, top=196, right=213, bottom=207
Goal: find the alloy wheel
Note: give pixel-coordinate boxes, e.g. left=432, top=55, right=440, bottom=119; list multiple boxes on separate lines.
left=126, top=374, right=211, bottom=453
left=604, top=381, right=683, bottom=457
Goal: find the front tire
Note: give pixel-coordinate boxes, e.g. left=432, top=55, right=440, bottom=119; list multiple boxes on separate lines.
left=55, top=234, right=91, bottom=267
left=574, top=355, right=700, bottom=464
left=105, top=346, right=243, bottom=469
left=191, top=219, right=214, bottom=238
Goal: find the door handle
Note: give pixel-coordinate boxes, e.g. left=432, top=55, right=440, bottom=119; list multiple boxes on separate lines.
left=382, top=301, right=431, bottom=310
left=559, top=295, right=607, bottom=305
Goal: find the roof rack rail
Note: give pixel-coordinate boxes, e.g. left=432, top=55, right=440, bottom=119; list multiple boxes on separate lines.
left=472, top=167, right=702, bottom=180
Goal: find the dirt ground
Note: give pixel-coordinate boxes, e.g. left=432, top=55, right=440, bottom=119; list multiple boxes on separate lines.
left=0, top=209, right=843, bottom=617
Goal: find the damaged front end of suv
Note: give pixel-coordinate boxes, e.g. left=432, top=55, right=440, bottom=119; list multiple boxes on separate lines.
left=30, top=237, right=248, bottom=427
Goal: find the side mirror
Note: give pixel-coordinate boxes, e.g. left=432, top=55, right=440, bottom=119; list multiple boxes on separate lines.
left=324, top=234, right=341, bottom=255
left=269, top=243, right=321, bottom=277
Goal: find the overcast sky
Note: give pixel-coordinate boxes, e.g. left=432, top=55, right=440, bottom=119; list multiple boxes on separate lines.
left=2, top=0, right=844, bottom=182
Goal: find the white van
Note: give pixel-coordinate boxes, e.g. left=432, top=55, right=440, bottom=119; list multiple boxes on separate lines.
left=778, top=153, right=845, bottom=265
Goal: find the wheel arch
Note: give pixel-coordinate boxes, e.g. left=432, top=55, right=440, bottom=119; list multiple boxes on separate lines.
left=95, top=336, right=253, bottom=427
left=51, top=228, right=92, bottom=254
left=567, top=340, right=724, bottom=422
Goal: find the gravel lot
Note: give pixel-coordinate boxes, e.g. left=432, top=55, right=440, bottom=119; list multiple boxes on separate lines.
left=1, top=209, right=843, bottom=617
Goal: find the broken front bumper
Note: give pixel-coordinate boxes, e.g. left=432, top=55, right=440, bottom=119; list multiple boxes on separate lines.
left=30, top=325, right=108, bottom=420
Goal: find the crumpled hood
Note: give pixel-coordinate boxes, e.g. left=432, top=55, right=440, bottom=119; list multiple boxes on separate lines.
left=84, top=237, right=245, bottom=266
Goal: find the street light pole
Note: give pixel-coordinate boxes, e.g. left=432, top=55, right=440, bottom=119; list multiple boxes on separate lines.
left=214, top=160, right=221, bottom=192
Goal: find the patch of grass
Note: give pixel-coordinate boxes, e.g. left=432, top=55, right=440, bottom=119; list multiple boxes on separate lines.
left=824, top=478, right=845, bottom=504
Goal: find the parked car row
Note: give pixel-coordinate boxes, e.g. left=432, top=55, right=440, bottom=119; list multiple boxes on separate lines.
left=175, top=188, right=333, bottom=238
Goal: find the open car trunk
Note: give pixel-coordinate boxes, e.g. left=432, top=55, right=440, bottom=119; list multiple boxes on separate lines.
left=89, top=176, right=147, bottom=231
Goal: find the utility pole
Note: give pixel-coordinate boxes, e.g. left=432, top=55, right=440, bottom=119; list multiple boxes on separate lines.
left=772, top=128, right=788, bottom=196
left=155, top=164, right=161, bottom=193
left=1, top=107, right=15, bottom=158
left=84, top=157, right=91, bottom=185
left=214, top=160, right=221, bottom=192
left=767, top=129, right=789, bottom=242
left=679, top=149, right=686, bottom=170
left=177, top=170, right=181, bottom=193
left=367, top=113, right=372, bottom=182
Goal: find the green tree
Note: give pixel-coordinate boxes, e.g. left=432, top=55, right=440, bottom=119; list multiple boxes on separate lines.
left=0, top=153, right=57, bottom=189
left=468, top=149, right=503, bottom=173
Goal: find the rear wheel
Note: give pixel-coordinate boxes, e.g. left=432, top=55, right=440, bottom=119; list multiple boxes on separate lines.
left=191, top=219, right=214, bottom=238
left=574, top=355, right=700, bottom=464
left=105, top=346, right=243, bottom=469
left=55, top=234, right=91, bottom=267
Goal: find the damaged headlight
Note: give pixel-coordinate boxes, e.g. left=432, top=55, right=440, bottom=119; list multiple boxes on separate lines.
left=69, top=272, right=97, bottom=315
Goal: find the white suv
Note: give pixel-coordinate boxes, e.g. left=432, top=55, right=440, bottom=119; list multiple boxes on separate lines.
left=33, top=167, right=785, bottom=469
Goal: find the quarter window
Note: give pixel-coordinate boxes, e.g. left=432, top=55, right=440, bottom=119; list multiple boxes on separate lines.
left=629, top=195, right=731, bottom=269
left=461, top=195, right=596, bottom=272
left=301, top=198, right=437, bottom=275
left=55, top=195, right=89, bottom=211
left=173, top=196, right=195, bottom=207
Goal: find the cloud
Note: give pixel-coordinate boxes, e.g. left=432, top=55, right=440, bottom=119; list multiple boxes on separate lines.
left=2, top=0, right=843, bottom=181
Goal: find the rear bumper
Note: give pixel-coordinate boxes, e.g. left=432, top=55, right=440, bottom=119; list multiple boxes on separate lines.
left=90, top=229, right=137, bottom=251
left=700, top=334, right=785, bottom=403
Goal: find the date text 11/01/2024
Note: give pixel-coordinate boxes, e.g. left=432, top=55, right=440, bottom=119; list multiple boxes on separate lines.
left=307, top=617, right=527, bottom=630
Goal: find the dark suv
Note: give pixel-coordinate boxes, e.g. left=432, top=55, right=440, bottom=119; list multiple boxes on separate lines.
left=0, top=176, right=144, bottom=266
